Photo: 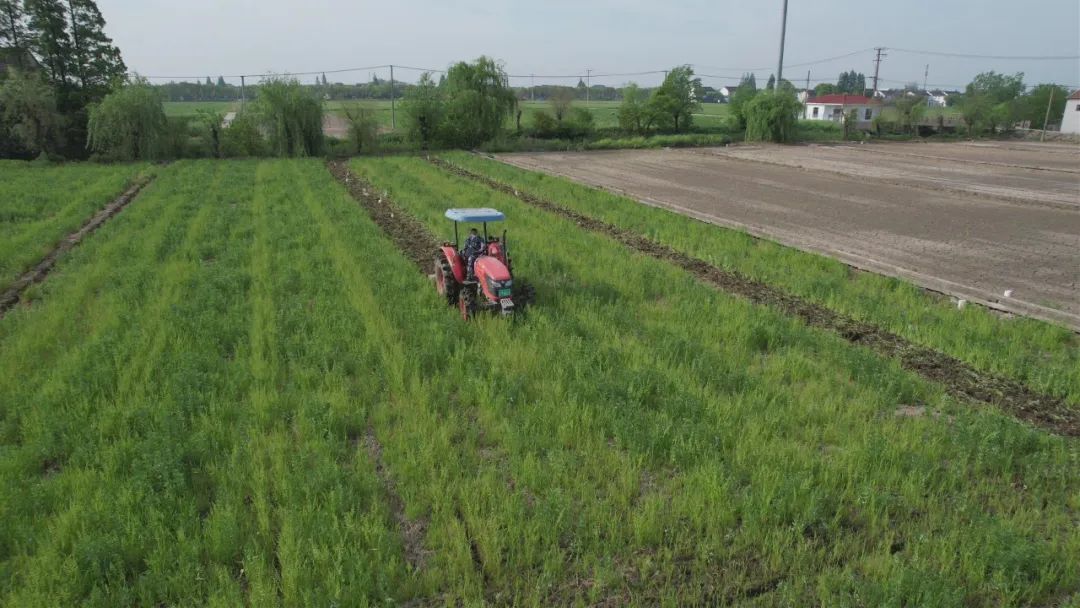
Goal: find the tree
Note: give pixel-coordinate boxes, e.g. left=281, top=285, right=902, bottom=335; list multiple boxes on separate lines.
left=744, top=90, right=801, bottom=143
left=0, top=68, right=62, bottom=155
left=837, top=70, right=866, bottom=94
left=216, top=75, right=226, bottom=87
left=959, top=94, right=992, bottom=135
left=439, top=56, right=515, bottom=148
left=402, top=72, right=443, bottom=147
left=550, top=87, right=574, bottom=121
left=813, top=82, right=837, bottom=97
left=729, top=73, right=759, bottom=130
left=893, top=94, right=926, bottom=133
left=766, top=74, right=776, bottom=91
left=341, top=104, right=378, bottom=154
left=25, top=0, right=73, bottom=87
left=193, top=108, right=223, bottom=157
left=617, top=82, right=648, bottom=134
left=1019, top=84, right=1068, bottom=129
left=86, top=76, right=166, bottom=160
left=0, top=0, right=28, bottom=51
left=65, top=0, right=125, bottom=93
left=647, top=65, right=700, bottom=132
left=966, top=71, right=1024, bottom=104
left=253, top=75, right=323, bottom=156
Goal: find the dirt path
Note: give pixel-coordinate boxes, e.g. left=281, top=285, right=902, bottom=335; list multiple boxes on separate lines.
left=0, top=175, right=155, bottom=319
left=430, top=156, right=1079, bottom=437
left=497, top=148, right=1080, bottom=330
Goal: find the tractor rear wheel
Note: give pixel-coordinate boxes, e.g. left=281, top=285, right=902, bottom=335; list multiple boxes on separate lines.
left=458, top=286, right=476, bottom=321
left=434, top=255, right=458, bottom=306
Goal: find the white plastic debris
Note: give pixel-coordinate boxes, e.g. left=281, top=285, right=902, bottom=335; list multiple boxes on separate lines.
left=957, top=299, right=968, bottom=310
left=1003, top=289, right=1014, bottom=298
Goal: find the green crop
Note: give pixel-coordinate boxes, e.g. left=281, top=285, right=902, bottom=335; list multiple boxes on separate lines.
left=0, top=161, right=147, bottom=291
left=0, top=157, right=1075, bottom=606
left=440, top=151, right=1080, bottom=407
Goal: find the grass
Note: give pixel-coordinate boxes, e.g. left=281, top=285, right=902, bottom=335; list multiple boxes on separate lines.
left=440, top=152, right=1080, bottom=407
left=0, top=157, right=1075, bottom=605
left=162, top=101, right=238, bottom=117
left=0, top=161, right=147, bottom=291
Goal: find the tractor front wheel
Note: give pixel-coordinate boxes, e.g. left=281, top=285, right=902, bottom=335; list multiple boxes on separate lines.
left=458, top=286, right=476, bottom=321
left=434, top=256, right=458, bottom=306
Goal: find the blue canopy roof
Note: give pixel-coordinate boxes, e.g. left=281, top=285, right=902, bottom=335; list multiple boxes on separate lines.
left=444, top=208, right=505, bottom=223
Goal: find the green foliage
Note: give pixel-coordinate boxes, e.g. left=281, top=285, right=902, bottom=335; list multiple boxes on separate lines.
left=647, top=65, right=701, bottom=132
left=341, top=104, right=379, bottom=155
left=729, top=73, right=759, bottom=130
left=617, top=82, right=649, bottom=134
left=530, top=109, right=558, bottom=138
left=0, top=68, right=63, bottom=155
left=220, top=111, right=266, bottom=157
left=966, top=71, right=1025, bottom=104
left=743, top=91, right=801, bottom=143
left=1017, top=83, right=1069, bottom=129
left=550, top=87, right=574, bottom=122
left=565, top=106, right=595, bottom=138
left=837, top=70, right=867, bottom=94
left=402, top=72, right=444, bottom=149
left=438, top=56, right=516, bottom=148
left=253, top=75, right=323, bottom=157
left=814, top=82, right=838, bottom=97
left=892, top=94, right=927, bottom=134
left=192, top=109, right=224, bottom=157
left=86, top=76, right=167, bottom=160
left=0, top=0, right=29, bottom=49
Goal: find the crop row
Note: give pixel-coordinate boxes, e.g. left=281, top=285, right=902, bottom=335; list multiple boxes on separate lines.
left=438, top=151, right=1080, bottom=407
left=348, top=156, right=1078, bottom=605
left=0, top=161, right=148, bottom=293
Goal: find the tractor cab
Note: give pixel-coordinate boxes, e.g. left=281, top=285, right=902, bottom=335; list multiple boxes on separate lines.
left=434, top=208, right=519, bottom=320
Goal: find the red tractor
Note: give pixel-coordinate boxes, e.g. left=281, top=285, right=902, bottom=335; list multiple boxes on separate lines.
left=434, top=208, right=519, bottom=320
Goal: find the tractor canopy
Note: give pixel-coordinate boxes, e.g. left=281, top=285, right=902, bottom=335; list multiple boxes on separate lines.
left=445, top=208, right=505, bottom=223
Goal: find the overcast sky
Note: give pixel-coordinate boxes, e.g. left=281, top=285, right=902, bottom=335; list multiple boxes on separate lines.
left=98, top=0, right=1080, bottom=90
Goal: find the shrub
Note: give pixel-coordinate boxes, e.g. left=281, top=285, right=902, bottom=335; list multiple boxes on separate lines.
left=86, top=77, right=168, bottom=161
left=531, top=109, right=559, bottom=138
left=341, top=105, right=379, bottom=155
left=744, top=92, right=801, bottom=143
left=253, top=76, right=324, bottom=157
left=402, top=72, right=444, bottom=149
left=220, top=112, right=266, bottom=158
left=565, top=107, right=595, bottom=139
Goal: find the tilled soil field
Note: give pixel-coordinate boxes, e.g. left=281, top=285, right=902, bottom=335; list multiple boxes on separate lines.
left=498, top=143, right=1080, bottom=329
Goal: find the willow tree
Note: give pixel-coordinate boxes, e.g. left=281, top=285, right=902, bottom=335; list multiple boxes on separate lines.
left=254, top=75, right=323, bottom=157
left=86, top=77, right=166, bottom=160
left=744, top=91, right=802, bottom=143
left=439, top=56, right=515, bottom=148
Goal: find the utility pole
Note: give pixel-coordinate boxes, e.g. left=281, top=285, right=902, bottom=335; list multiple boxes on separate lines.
left=871, top=47, right=887, bottom=96
left=805, top=69, right=811, bottom=95
left=1041, top=87, right=1055, bottom=142
left=389, top=65, right=396, bottom=130
left=240, top=75, right=246, bottom=112
left=775, top=0, right=789, bottom=89
left=585, top=68, right=592, bottom=106
left=923, top=64, right=929, bottom=91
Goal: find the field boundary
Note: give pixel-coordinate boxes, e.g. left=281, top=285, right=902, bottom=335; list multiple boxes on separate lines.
left=0, top=175, right=155, bottom=319
left=429, top=156, right=1079, bottom=437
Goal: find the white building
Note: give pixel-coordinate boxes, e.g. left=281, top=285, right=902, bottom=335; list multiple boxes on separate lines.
left=1061, top=90, right=1080, bottom=134
left=803, top=94, right=882, bottom=126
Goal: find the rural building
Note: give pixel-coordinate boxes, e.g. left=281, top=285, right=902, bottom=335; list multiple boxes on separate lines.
left=803, top=94, right=881, bottom=125
left=1061, top=90, right=1080, bottom=134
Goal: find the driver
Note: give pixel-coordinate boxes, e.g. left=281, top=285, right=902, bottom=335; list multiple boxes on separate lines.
left=461, top=227, right=486, bottom=279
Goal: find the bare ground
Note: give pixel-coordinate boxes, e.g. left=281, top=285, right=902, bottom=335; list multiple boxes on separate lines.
left=431, top=156, right=1079, bottom=437
left=0, top=175, right=155, bottom=318
left=497, top=144, right=1080, bottom=330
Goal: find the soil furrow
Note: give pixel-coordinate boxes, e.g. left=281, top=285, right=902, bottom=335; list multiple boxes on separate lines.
left=429, top=156, right=1079, bottom=437
left=359, top=426, right=431, bottom=573
left=0, top=175, right=155, bottom=318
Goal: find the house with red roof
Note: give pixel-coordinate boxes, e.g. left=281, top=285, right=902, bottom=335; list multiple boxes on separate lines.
left=803, top=94, right=882, bottom=126
left=1061, top=90, right=1080, bottom=134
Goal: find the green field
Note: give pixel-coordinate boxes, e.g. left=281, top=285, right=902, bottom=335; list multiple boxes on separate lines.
left=0, top=158, right=1075, bottom=605
left=0, top=161, right=147, bottom=291
left=163, top=101, right=237, bottom=117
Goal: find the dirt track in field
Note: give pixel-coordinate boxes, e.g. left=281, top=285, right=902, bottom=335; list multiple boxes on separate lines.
left=497, top=143, right=1080, bottom=330
left=431, top=156, right=1079, bottom=437
left=0, top=175, right=154, bottom=319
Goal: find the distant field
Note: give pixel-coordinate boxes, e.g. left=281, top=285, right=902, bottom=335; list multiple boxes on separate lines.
left=163, top=101, right=238, bottom=117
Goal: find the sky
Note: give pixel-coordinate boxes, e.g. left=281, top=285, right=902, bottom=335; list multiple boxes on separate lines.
left=98, top=0, right=1080, bottom=90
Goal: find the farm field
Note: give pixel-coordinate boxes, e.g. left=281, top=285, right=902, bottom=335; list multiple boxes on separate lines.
left=162, top=101, right=236, bottom=116
left=0, top=157, right=1076, bottom=605
left=0, top=161, right=147, bottom=292
left=494, top=143, right=1080, bottom=330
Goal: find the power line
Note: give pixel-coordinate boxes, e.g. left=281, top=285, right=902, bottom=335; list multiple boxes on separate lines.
left=693, top=48, right=875, bottom=73
left=890, top=47, right=1080, bottom=61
